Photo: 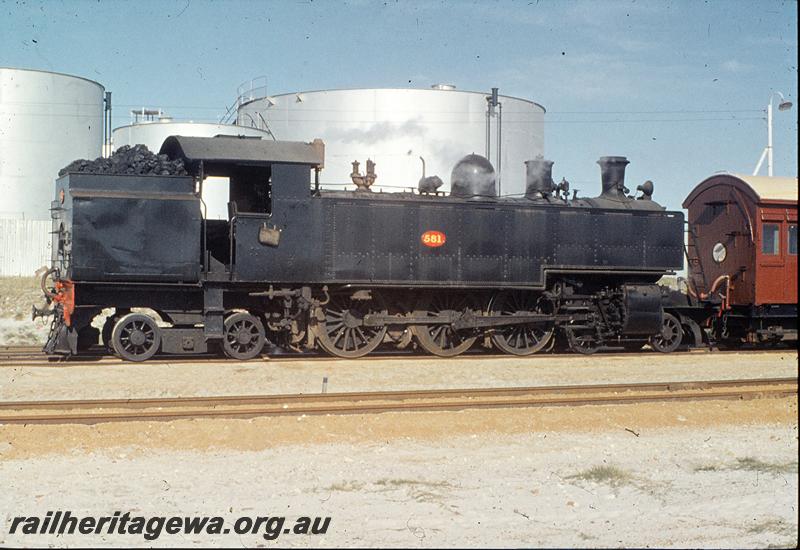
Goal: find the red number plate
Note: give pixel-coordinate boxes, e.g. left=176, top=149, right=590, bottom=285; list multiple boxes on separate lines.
left=421, top=230, right=446, bottom=247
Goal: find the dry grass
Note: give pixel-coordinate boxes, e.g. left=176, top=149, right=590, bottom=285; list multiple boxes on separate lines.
left=374, top=479, right=458, bottom=513
left=374, top=478, right=454, bottom=489
left=693, top=464, right=719, bottom=472
left=0, top=276, right=49, bottom=345
left=0, top=277, right=41, bottom=318
left=693, top=457, right=798, bottom=476
left=323, top=480, right=367, bottom=492
left=733, top=457, right=798, bottom=475
left=322, top=478, right=454, bottom=494
left=567, top=464, right=633, bottom=487
left=321, top=478, right=459, bottom=513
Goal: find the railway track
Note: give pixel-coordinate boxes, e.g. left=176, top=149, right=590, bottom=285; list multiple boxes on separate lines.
left=0, top=345, right=794, bottom=367
left=0, top=377, right=795, bottom=425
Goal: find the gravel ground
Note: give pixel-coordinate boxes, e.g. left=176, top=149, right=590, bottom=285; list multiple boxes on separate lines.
left=1, top=400, right=797, bottom=548
left=0, top=350, right=795, bottom=401
left=1, top=279, right=796, bottom=547
left=0, top=351, right=796, bottom=547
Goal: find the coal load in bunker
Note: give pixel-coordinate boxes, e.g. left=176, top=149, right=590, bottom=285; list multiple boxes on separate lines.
left=36, top=136, right=686, bottom=361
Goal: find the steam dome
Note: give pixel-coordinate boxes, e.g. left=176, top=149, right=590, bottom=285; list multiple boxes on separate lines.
left=450, top=154, right=496, bottom=198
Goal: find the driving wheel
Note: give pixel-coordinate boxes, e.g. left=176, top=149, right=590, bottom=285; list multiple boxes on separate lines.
left=489, top=291, right=555, bottom=355
left=315, top=292, right=388, bottom=358
left=411, top=293, right=480, bottom=357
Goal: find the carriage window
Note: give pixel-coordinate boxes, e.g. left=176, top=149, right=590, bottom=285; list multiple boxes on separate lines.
left=762, top=224, right=780, bottom=255
left=789, top=225, right=797, bottom=255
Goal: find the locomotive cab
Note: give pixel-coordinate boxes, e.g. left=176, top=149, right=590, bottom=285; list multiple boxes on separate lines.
left=159, top=135, right=324, bottom=278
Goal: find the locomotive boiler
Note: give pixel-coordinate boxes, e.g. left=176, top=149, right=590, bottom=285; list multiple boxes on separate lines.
left=38, top=136, right=685, bottom=361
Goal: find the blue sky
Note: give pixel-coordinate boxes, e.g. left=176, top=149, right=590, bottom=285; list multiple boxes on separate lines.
left=2, top=0, right=797, bottom=210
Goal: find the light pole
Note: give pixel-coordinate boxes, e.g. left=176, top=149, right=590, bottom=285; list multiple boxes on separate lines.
left=753, top=91, right=793, bottom=177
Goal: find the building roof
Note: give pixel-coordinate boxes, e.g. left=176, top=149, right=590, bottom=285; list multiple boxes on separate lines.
left=683, top=172, right=798, bottom=208
left=160, top=135, right=323, bottom=169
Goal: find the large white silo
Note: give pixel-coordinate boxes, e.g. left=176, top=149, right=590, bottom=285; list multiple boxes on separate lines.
left=0, top=68, right=105, bottom=220
left=112, top=121, right=270, bottom=219
left=235, top=86, right=545, bottom=196
left=0, top=68, right=105, bottom=276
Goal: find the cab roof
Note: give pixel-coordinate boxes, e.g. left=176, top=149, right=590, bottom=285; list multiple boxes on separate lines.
left=160, top=135, right=323, bottom=171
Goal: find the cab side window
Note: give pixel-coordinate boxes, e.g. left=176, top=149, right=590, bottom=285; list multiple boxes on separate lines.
left=789, top=224, right=797, bottom=255
left=762, top=223, right=780, bottom=255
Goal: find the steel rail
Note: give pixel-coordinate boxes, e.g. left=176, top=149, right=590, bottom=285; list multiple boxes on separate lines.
left=0, top=377, right=795, bottom=425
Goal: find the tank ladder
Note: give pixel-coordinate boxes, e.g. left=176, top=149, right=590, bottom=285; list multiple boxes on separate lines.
left=220, top=76, right=269, bottom=125
left=684, top=222, right=708, bottom=301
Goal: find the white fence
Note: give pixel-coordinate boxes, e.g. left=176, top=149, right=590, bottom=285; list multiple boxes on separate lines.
left=0, top=219, right=51, bottom=277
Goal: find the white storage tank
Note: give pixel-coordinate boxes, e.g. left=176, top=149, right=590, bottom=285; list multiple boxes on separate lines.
left=112, top=121, right=270, bottom=219
left=0, top=68, right=105, bottom=220
left=235, top=86, right=545, bottom=196
left=0, top=68, right=104, bottom=276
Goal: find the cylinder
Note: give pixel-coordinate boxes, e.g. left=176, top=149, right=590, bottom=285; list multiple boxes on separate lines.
left=524, top=158, right=554, bottom=198
left=597, top=156, right=630, bottom=198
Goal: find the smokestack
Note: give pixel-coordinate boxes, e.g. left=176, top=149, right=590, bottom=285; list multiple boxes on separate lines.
left=597, top=156, right=629, bottom=198
left=524, top=158, right=554, bottom=199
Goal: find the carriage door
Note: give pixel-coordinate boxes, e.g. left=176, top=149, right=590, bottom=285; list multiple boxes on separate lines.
left=785, top=211, right=797, bottom=304
left=756, top=209, right=787, bottom=305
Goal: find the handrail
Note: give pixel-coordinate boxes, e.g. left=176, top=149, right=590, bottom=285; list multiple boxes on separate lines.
left=228, top=215, right=237, bottom=279
left=682, top=274, right=731, bottom=313
left=219, top=77, right=269, bottom=124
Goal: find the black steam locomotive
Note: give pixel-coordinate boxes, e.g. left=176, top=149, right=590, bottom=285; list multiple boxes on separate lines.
left=39, top=136, right=684, bottom=361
